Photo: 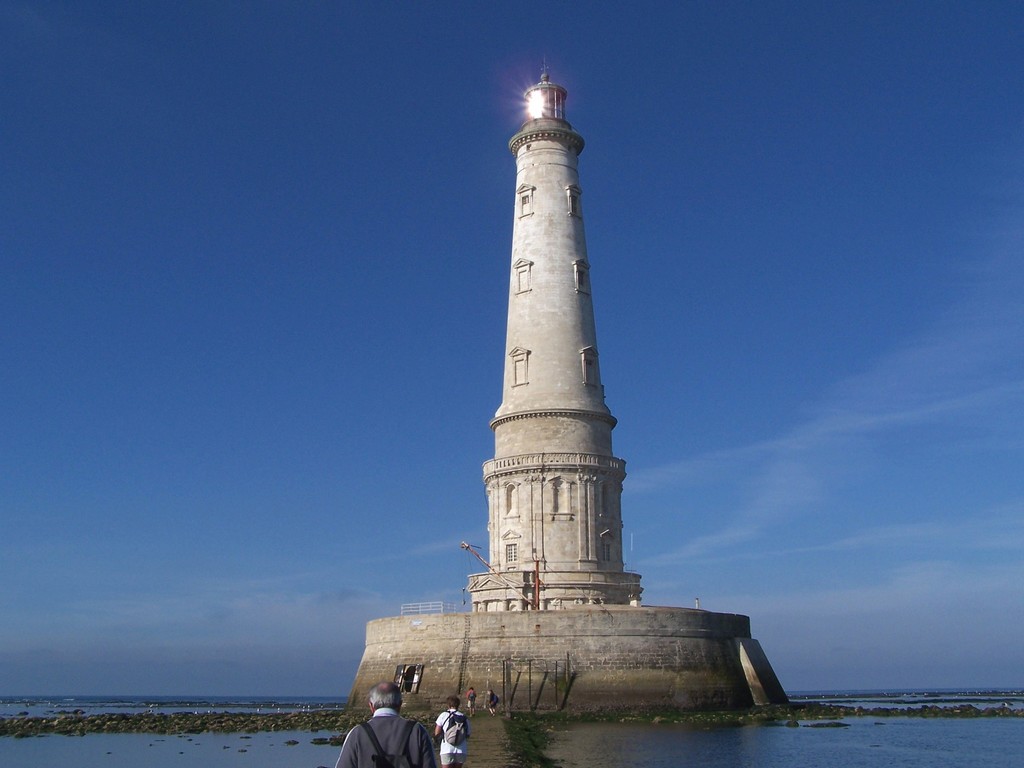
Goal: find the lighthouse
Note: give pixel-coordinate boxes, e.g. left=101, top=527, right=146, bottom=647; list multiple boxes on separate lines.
left=347, top=72, right=788, bottom=712
left=470, top=73, right=641, bottom=611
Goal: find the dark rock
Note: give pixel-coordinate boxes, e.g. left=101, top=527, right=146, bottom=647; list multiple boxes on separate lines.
left=804, top=721, right=850, bottom=728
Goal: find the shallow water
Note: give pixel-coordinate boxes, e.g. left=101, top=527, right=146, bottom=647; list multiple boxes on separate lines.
left=0, top=695, right=344, bottom=719
left=545, top=717, right=1024, bottom=768
left=789, top=689, right=1024, bottom=710
left=6, top=717, right=1021, bottom=768
left=3, top=692, right=1022, bottom=767
left=1, top=729, right=338, bottom=768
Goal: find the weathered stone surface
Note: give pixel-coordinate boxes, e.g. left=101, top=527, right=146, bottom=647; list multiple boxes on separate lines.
left=349, top=606, right=785, bottom=713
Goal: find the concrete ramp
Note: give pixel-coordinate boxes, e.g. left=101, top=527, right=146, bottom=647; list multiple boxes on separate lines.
left=736, top=638, right=788, bottom=705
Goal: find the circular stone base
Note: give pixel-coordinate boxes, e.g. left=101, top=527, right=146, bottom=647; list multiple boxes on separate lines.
left=347, top=605, right=786, bottom=713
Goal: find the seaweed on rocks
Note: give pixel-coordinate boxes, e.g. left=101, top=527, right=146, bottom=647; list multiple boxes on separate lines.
left=1, top=703, right=1018, bottom=741
left=504, top=714, right=559, bottom=768
left=0, top=709, right=362, bottom=739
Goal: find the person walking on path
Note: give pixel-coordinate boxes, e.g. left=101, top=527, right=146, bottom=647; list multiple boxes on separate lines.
left=335, top=681, right=437, bottom=768
left=486, top=689, right=499, bottom=716
left=434, top=695, right=470, bottom=768
left=465, top=687, right=477, bottom=716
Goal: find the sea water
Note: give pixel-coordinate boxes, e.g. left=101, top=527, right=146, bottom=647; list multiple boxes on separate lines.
left=0, top=695, right=345, bottom=719
left=0, top=696, right=346, bottom=768
left=0, top=729, right=339, bottom=768
left=546, top=690, right=1024, bottom=768
left=1, top=691, right=1022, bottom=768
left=545, top=717, right=1024, bottom=768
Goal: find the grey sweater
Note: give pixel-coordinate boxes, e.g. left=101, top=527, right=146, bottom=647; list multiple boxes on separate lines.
left=335, top=711, right=437, bottom=768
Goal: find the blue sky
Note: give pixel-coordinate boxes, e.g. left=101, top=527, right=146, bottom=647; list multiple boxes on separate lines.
left=2, top=2, right=1022, bottom=696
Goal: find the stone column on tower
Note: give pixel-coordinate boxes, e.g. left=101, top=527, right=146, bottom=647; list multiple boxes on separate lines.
left=469, top=73, right=643, bottom=611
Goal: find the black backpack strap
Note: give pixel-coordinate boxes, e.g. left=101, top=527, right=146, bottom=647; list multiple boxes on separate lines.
left=359, top=721, right=387, bottom=764
left=398, top=718, right=417, bottom=764
left=360, top=718, right=418, bottom=767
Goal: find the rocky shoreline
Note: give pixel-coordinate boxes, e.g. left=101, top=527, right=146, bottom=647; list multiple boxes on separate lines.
left=574, top=702, right=1024, bottom=726
left=1, top=703, right=1019, bottom=740
left=0, top=709, right=362, bottom=739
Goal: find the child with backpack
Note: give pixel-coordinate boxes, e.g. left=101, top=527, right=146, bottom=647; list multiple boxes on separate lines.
left=433, top=695, right=470, bottom=768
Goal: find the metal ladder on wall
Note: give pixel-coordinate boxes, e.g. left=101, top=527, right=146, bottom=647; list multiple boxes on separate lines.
left=456, top=614, right=472, bottom=694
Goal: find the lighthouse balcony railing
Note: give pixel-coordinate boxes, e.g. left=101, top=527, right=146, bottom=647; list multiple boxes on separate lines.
left=484, top=452, right=625, bottom=475
left=400, top=601, right=458, bottom=616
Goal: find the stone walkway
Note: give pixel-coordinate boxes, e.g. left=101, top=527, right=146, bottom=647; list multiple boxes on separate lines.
left=459, top=713, right=512, bottom=768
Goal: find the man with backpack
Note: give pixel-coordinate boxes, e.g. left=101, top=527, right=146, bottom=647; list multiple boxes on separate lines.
left=335, top=681, right=437, bottom=768
left=433, top=695, right=470, bottom=768
left=486, top=689, right=499, bottom=716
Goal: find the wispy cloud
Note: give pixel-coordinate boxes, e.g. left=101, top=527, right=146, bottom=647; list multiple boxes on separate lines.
left=632, top=210, right=1024, bottom=566
left=642, top=498, right=1024, bottom=573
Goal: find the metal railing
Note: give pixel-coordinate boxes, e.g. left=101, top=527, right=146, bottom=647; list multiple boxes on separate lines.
left=400, top=601, right=457, bottom=615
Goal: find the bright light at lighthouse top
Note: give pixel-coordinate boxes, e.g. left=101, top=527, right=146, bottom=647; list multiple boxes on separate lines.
left=509, top=71, right=584, bottom=157
left=524, top=72, right=566, bottom=120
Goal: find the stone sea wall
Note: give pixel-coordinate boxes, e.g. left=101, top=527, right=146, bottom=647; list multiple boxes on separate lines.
left=348, top=605, right=786, bottom=713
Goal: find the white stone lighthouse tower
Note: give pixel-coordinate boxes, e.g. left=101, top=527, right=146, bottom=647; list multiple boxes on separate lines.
left=349, top=72, right=788, bottom=710
left=468, top=73, right=642, bottom=611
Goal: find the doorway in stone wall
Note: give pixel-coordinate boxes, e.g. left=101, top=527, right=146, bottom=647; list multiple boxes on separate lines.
left=394, top=663, right=423, bottom=693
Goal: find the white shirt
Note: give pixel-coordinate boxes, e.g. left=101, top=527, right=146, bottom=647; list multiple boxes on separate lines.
left=434, top=708, right=469, bottom=756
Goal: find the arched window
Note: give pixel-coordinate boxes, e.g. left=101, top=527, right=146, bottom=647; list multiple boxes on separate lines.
left=505, top=483, right=518, bottom=517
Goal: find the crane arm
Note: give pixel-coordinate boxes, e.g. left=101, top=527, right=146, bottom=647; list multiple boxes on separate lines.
left=460, top=541, right=531, bottom=598
left=460, top=541, right=493, bottom=571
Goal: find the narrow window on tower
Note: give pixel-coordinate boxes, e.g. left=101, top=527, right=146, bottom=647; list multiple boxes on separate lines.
left=510, top=347, right=530, bottom=387
left=513, top=259, right=533, bottom=294
left=505, top=483, right=518, bottom=517
left=581, top=346, right=599, bottom=386
left=506, top=543, right=519, bottom=564
left=517, top=184, right=535, bottom=217
left=573, top=260, right=590, bottom=294
left=566, top=185, right=582, bottom=217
